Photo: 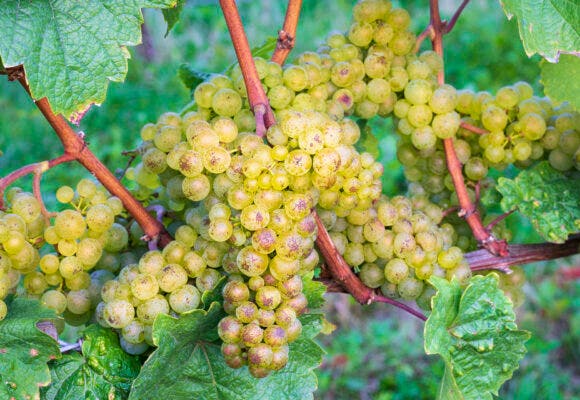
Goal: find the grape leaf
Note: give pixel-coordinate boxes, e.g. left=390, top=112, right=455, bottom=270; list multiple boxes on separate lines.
left=42, top=325, right=141, bottom=400
left=0, top=0, right=176, bottom=121
left=250, top=37, right=279, bottom=60
left=425, top=275, right=530, bottom=400
left=541, top=54, right=580, bottom=110
left=496, top=161, right=580, bottom=243
left=129, top=302, right=324, bottom=400
left=499, top=0, right=580, bottom=62
left=162, top=0, right=185, bottom=36
left=0, top=297, right=60, bottom=399
left=302, top=271, right=327, bottom=310
left=178, top=64, right=212, bottom=92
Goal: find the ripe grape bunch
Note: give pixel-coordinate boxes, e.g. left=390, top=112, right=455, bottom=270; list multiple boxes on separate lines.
left=0, top=0, right=577, bottom=381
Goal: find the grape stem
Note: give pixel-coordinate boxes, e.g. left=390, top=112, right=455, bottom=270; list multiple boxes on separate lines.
left=314, top=214, right=427, bottom=321
left=219, top=0, right=276, bottom=136
left=460, top=121, right=488, bottom=135
left=0, top=154, right=73, bottom=210
left=271, top=0, right=303, bottom=65
left=225, top=1, right=424, bottom=321
left=428, top=0, right=508, bottom=256
left=467, top=234, right=580, bottom=271
left=2, top=68, right=173, bottom=247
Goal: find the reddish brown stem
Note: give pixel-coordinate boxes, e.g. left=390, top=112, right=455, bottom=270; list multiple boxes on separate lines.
left=219, top=0, right=276, bottom=132
left=271, top=0, right=303, bottom=65
left=444, top=0, right=471, bottom=33
left=429, top=0, right=507, bottom=256
left=460, top=121, right=488, bottom=135
left=32, top=170, right=54, bottom=221
left=13, top=74, right=171, bottom=246
left=315, top=213, right=427, bottom=321
left=0, top=154, right=74, bottom=209
left=415, top=25, right=435, bottom=53
left=468, top=234, right=580, bottom=271
left=486, top=209, right=516, bottom=231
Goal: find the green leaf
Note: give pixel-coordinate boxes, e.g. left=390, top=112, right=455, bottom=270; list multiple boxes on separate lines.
left=496, top=161, right=580, bottom=243
left=251, top=37, right=279, bottom=60
left=0, top=0, right=176, bottom=121
left=302, top=272, right=327, bottom=310
left=499, top=0, right=580, bottom=62
left=42, top=325, right=141, bottom=400
left=541, top=54, right=580, bottom=110
left=178, top=64, right=213, bottom=92
left=0, top=297, right=60, bottom=399
left=200, top=276, right=227, bottom=309
left=130, top=302, right=324, bottom=400
left=224, top=37, right=278, bottom=74
left=162, top=0, right=185, bottom=36
left=425, top=275, right=530, bottom=400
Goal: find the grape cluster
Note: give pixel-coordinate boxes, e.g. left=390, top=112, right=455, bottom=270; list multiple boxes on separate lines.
left=0, top=180, right=127, bottom=325
left=4, top=0, right=564, bottom=379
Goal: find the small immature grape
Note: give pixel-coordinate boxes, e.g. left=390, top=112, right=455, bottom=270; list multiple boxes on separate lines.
left=56, top=186, right=75, bottom=204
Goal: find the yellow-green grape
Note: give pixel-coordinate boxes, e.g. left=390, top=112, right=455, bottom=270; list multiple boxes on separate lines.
left=54, top=209, right=86, bottom=240
left=66, top=289, right=92, bottom=315
left=157, top=264, right=188, bottom=293
left=41, top=290, right=68, bottom=314
left=168, top=284, right=201, bottom=314
left=130, top=274, right=159, bottom=301
left=76, top=238, right=103, bottom=269
left=0, top=300, right=7, bottom=321
left=137, top=295, right=170, bottom=324
left=104, top=223, right=129, bottom=253
left=23, top=271, right=48, bottom=295
left=104, top=299, right=135, bottom=328
left=11, top=193, right=41, bottom=223
left=77, top=179, right=97, bottom=199
left=56, top=186, right=75, bottom=204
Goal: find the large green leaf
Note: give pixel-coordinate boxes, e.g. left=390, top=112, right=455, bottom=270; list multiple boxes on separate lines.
left=0, top=297, right=60, bottom=399
left=425, top=275, right=530, bottom=400
left=499, top=0, right=580, bottom=62
left=0, top=0, right=176, bottom=121
left=129, top=302, right=324, bottom=400
left=42, top=325, right=141, bottom=400
left=541, top=54, right=580, bottom=110
left=497, top=161, right=580, bottom=243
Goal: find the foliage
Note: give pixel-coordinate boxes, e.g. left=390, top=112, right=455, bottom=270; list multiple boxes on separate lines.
left=42, top=325, right=141, bottom=400
left=0, top=298, right=60, bottom=399
left=0, top=0, right=578, bottom=399
left=499, top=0, right=580, bottom=62
left=0, top=0, right=177, bottom=120
left=541, top=54, right=580, bottom=110
left=497, top=162, right=580, bottom=243
left=425, top=275, right=530, bottom=400
left=129, top=303, right=324, bottom=400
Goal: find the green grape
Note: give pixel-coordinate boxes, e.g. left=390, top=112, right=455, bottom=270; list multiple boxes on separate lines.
left=157, top=264, right=188, bottom=293
left=495, top=86, right=519, bottom=109
left=41, top=290, right=67, bottom=314
left=212, top=88, right=242, bottom=117
left=130, top=274, right=159, bottom=301
left=398, top=277, right=424, bottom=300
left=103, top=223, right=128, bottom=254
left=39, top=254, right=61, bottom=275
left=481, top=104, right=508, bottom=131
left=432, top=111, right=461, bottom=139
left=182, top=175, right=211, bottom=202
left=136, top=295, right=169, bottom=325
left=54, top=209, right=86, bottom=240
left=283, top=65, right=309, bottom=92
left=11, top=193, right=41, bottom=223
left=66, top=289, right=92, bottom=315
left=464, top=157, right=488, bottom=181
left=168, top=284, right=201, bottom=313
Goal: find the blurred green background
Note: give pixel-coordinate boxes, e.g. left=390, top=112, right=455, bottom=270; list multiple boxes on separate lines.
left=0, top=0, right=578, bottom=398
